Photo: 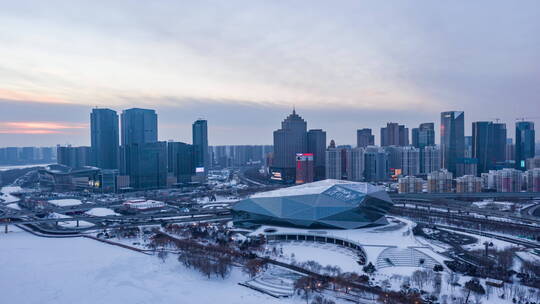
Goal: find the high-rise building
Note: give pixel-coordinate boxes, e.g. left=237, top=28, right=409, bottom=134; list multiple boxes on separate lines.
left=271, top=110, right=308, bottom=182
left=440, top=111, right=464, bottom=176
left=505, top=138, right=515, bottom=163
left=347, top=147, right=365, bottom=181
left=526, top=156, right=540, bottom=170
left=493, top=168, right=523, bottom=192
left=515, top=121, right=535, bottom=170
left=381, top=123, right=408, bottom=146
left=364, top=146, right=389, bottom=182
left=525, top=168, right=540, bottom=192
left=412, top=123, right=435, bottom=149
left=325, top=145, right=342, bottom=180
left=192, top=119, right=209, bottom=174
left=307, top=129, right=326, bottom=180
left=124, top=142, right=167, bottom=189
left=398, top=176, right=424, bottom=193
left=401, top=146, right=420, bottom=176
left=20, top=147, right=36, bottom=162
left=423, top=146, right=440, bottom=174
left=456, top=175, right=482, bottom=193
left=56, top=145, right=91, bottom=168
left=356, top=129, right=375, bottom=148
left=295, top=153, right=314, bottom=184
left=492, top=123, right=507, bottom=167
left=464, top=136, right=473, bottom=158
left=121, top=108, right=158, bottom=146
left=168, top=142, right=195, bottom=183
left=472, top=121, right=507, bottom=175
left=427, top=169, right=453, bottom=193
left=384, top=146, right=402, bottom=173
left=91, top=108, right=119, bottom=169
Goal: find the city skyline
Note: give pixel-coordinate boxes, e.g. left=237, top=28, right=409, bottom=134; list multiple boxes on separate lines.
left=1, top=1, right=540, bottom=146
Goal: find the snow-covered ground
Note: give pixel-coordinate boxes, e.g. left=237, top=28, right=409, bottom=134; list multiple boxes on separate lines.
left=1, top=186, right=22, bottom=203
left=270, top=241, right=362, bottom=272
left=48, top=198, right=83, bottom=207
left=85, top=207, right=119, bottom=217
left=6, top=203, right=21, bottom=210
left=0, top=228, right=301, bottom=304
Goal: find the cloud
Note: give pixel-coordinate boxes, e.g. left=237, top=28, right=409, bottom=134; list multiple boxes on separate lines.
left=0, top=121, right=87, bottom=134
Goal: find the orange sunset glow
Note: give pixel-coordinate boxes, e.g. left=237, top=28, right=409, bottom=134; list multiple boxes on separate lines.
left=0, top=121, right=87, bottom=134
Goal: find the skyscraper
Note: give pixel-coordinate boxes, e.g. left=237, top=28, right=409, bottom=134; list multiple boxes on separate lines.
left=325, top=145, right=342, bottom=180
left=347, top=147, right=365, bottom=181
left=91, top=108, right=119, bottom=169
left=381, top=123, right=409, bottom=147
left=57, top=145, right=91, bottom=168
left=472, top=121, right=507, bottom=175
left=401, top=146, right=420, bottom=176
left=356, top=128, right=375, bottom=148
left=121, top=108, right=158, bottom=146
left=271, top=110, right=308, bottom=182
left=364, top=146, right=389, bottom=182
left=307, top=129, right=326, bottom=180
left=168, top=141, right=195, bottom=183
left=295, top=153, right=314, bottom=184
left=423, top=146, right=441, bottom=174
left=192, top=119, right=209, bottom=173
left=412, top=123, right=435, bottom=148
left=440, top=111, right=464, bottom=176
left=124, top=142, right=167, bottom=189
left=515, top=121, right=535, bottom=170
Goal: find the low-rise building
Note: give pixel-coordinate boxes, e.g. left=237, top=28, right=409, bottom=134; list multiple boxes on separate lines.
left=427, top=169, right=453, bottom=193
left=456, top=175, right=482, bottom=193
left=398, top=176, right=424, bottom=193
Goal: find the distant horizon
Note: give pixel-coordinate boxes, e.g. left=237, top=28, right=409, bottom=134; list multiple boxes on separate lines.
left=0, top=105, right=538, bottom=149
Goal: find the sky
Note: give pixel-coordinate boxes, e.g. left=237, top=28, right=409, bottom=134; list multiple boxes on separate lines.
left=0, top=0, right=539, bottom=147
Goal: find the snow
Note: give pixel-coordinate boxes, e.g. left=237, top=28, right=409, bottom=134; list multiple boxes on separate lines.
left=252, top=217, right=421, bottom=249
left=0, top=228, right=299, bottom=304
left=270, top=242, right=362, bottom=272
left=48, top=198, right=83, bottom=207
left=85, top=208, right=119, bottom=217
left=441, top=228, right=518, bottom=251
left=1, top=186, right=22, bottom=203
left=472, top=200, right=514, bottom=210
left=6, top=203, right=21, bottom=210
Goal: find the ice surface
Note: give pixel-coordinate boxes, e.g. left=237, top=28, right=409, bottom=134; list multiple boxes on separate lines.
left=0, top=228, right=295, bottom=304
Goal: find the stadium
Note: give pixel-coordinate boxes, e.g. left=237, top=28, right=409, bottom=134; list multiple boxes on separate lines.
left=232, top=180, right=445, bottom=277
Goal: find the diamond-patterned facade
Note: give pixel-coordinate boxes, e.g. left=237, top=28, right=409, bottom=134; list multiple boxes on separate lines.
left=232, top=180, right=393, bottom=229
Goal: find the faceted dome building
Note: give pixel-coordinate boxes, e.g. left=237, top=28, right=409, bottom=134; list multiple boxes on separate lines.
left=232, top=180, right=393, bottom=229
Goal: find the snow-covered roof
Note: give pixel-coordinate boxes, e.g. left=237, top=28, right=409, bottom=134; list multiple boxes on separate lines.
left=250, top=179, right=383, bottom=198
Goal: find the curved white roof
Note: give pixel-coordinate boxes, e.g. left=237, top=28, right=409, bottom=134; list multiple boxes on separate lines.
left=251, top=179, right=383, bottom=198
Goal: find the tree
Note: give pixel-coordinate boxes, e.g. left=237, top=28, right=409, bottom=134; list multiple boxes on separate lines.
left=294, top=276, right=325, bottom=304
left=433, top=264, right=444, bottom=272
left=363, top=262, right=376, bottom=274
left=157, top=250, right=168, bottom=263
left=464, top=279, right=485, bottom=303
left=243, top=259, right=267, bottom=278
